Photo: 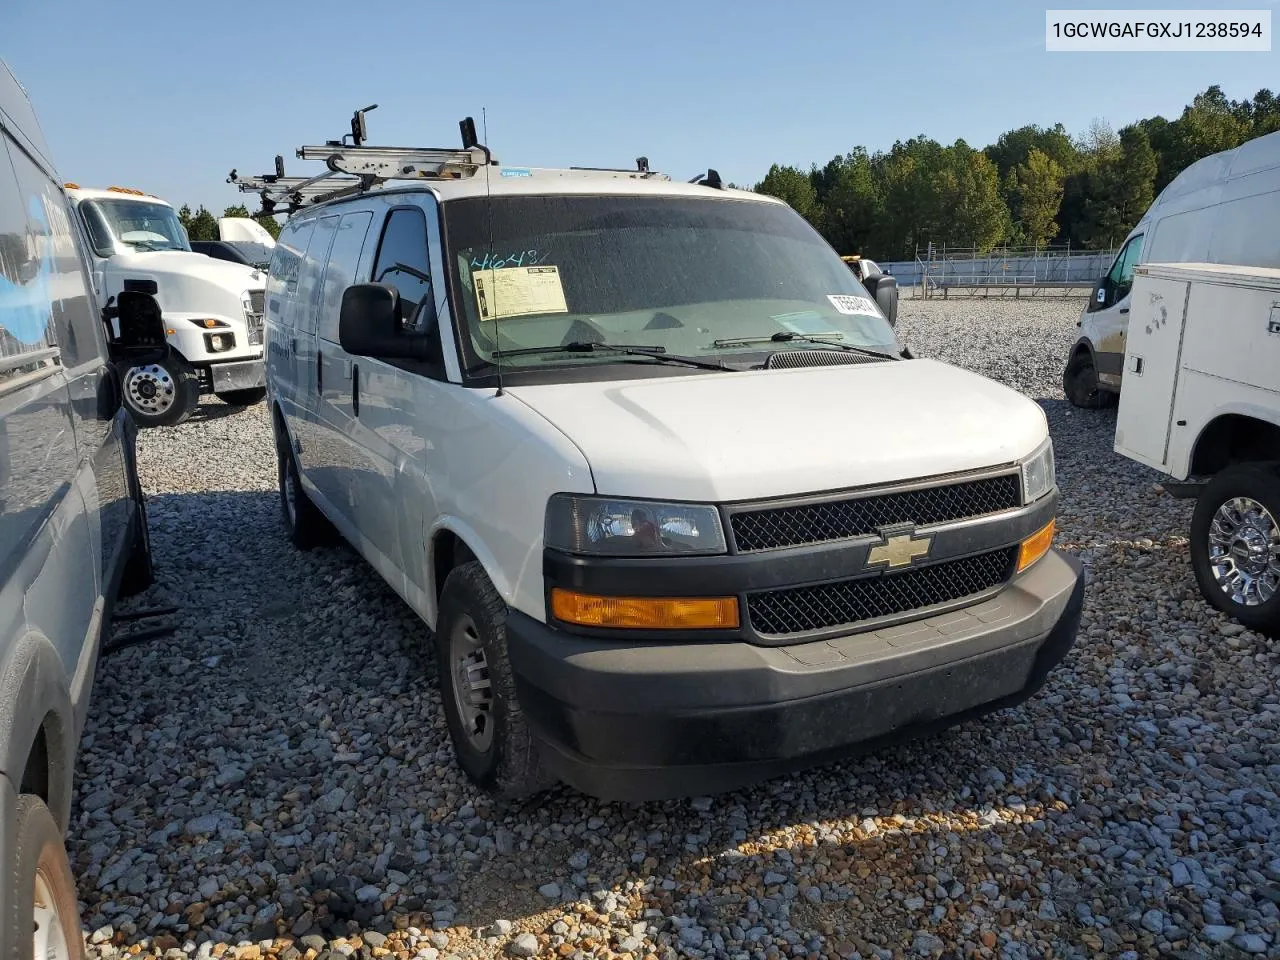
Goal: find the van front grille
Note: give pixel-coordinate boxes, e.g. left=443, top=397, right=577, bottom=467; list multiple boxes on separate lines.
left=730, top=473, right=1022, bottom=553
left=746, top=546, right=1017, bottom=636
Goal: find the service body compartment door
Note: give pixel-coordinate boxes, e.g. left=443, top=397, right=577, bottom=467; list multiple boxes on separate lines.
left=1114, top=272, right=1189, bottom=470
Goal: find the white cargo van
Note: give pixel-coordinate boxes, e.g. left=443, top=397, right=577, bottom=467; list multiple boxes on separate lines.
left=248, top=116, right=1085, bottom=801
left=1114, top=262, right=1280, bottom=633
left=65, top=185, right=269, bottom=425
left=1065, top=130, right=1280, bottom=408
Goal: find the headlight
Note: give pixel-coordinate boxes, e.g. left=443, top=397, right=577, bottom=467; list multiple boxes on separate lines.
left=545, top=494, right=727, bottom=557
left=241, top=291, right=254, bottom=321
left=1021, top=438, right=1056, bottom=504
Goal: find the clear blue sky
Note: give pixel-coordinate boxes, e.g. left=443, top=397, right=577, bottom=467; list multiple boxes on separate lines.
left=5, top=0, right=1277, bottom=213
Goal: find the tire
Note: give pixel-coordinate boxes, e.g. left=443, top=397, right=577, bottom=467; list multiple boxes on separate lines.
left=1191, top=463, right=1280, bottom=636
left=435, top=561, right=551, bottom=799
left=117, top=493, right=155, bottom=597
left=1062, top=350, right=1116, bottom=409
left=216, top=387, right=267, bottom=407
left=118, top=350, right=200, bottom=427
left=15, top=795, right=84, bottom=960
left=276, top=428, right=333, bottom=549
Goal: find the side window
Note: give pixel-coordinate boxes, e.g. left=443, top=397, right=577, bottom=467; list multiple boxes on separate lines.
left=318, top=211, right=373, bottom=343
left=1108, top=234, right=1144, bottom=301
left=371, top=207, right=434, bottom=328
left=296, top=216, right=337, bottom=336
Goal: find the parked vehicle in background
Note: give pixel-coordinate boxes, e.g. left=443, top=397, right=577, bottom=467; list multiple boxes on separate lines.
left=842, top=254, right=898, bottom=326
left=1114, top=261, right=1280, bottom=634
left=62, top=186, right=269, bottom=425
left=191, top=239, right=273, bottom=271
left=2, top=58, right=159, bottom=960
left=254, top=115, right=1084, bottom=802
left=1065, top=130, right=1280, bottom=409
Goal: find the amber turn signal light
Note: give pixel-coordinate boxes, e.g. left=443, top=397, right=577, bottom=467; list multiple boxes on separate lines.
left=1017, top=519, right=1056, bottom=573
left=550, top=589, right=739, bottom=630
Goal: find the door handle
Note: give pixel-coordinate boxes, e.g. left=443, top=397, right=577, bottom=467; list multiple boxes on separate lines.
left=317, top=349, right=323, bottom=393
left=353, top=364, right=360, bottom=417
left=1119, top=307, right=1129, bottom=314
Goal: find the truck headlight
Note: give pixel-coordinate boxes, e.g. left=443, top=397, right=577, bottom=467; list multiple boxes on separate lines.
left=1021, top=438, right=1056, bottom=504
left=241, top=291, right=255, bottom=322
left=545, top=494, right=727, bottom=557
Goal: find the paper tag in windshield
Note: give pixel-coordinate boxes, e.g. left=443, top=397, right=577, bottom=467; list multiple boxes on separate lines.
left=474, top=265, right=568, bottom=321
left=773, top=310, right=839, bottom=335
left=827, top=293, right=880, bottom=316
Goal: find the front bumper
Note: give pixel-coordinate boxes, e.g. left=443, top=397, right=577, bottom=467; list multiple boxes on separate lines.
left=507, top=549, right=1085, bottom=801
left=208, top=358, right=265, bottom=394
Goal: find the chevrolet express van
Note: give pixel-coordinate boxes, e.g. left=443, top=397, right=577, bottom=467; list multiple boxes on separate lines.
left=2, top=59, right=157, bottom=960
left=259, top=136, right=1086, bottom=801
left=1065, top=129, right=1280, bottom=408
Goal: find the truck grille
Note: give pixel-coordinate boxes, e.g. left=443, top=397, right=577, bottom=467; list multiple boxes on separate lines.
left=746, top=546, right=1017, bottom=637
left=730, top=473, right=1022, bottom=553
left=249, top=290, right=265, bottom=315
left=247, top=314, right=264, bottom=346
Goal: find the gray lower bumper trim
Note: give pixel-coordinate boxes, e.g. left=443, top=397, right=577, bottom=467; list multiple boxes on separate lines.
left=209, top=359, right=265, bottom=393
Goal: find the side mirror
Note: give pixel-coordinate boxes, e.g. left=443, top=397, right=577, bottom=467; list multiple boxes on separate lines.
left=339, top=283, right=435, bottom=361
left=102, top=291, right=168, bottom=362
left=1089, top=276, right=1113, bottom=312
left=864, top=274, right=899, bottom=327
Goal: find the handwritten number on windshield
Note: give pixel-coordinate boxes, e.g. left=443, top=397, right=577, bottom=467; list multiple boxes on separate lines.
left=470, top=249, right=548, bottom=271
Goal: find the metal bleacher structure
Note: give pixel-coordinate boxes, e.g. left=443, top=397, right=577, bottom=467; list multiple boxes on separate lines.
left=880, top=242, right=1117, bottom=299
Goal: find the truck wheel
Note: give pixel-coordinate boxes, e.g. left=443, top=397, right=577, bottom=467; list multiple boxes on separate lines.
left=216, top=387, right=267, bottom=407
left=15, top=795, right=84, bottom=960
left=1191, top=464, right=1280, bottom=636
left=119, top=352, right=199, bottom=427
left=1063, top=351, right=1115, bottom=409
left=436, top=561, right=551, bottom=799
left=276, top=430, right=332, bottom=549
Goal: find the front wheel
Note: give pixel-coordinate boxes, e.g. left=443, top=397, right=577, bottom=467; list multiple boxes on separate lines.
left=435, top=561, right=551, bottom=799
left=1063, top=351, right=1115, bottom=409
left=276, top=428, right=333, bottom=549
left=216, top=387, right=267, bottom=407
left=1191, top=464, right=1280, bottom=636
left=119, top=351, right=199, bottom=427
left=15, top=795, right=84, bottom=960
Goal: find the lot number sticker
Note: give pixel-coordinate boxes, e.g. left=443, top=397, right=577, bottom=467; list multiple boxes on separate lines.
left=827, top=293, right=880, bottom=316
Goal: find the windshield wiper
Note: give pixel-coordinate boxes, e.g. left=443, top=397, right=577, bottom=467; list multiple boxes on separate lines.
left=491, top=340, right=729, bottom=371
left=713, top=331, right=900, bottom=360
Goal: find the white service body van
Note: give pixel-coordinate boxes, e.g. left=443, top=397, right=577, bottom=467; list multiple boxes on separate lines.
left=65, top=186, right=268, bottom=425
left=261, top=150, right=1086, bottom=801
left=1114, top=261, right=1280, bottom=632
left=1066, top=130, right=1280, bottom=408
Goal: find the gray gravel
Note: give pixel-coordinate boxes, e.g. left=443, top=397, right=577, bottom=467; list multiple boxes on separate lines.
left=74, top=295, right=1280, bottom=960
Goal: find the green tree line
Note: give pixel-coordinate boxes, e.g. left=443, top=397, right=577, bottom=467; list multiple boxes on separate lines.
left=177, top=204, right=283, bottom=241
left=755, top=85, right=1280, bottom=261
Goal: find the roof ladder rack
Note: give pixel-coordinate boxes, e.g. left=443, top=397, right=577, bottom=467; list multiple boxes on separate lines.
left=227, top=106, right=495, bottom=217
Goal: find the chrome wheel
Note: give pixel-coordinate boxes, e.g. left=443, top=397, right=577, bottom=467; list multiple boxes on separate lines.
left=448, top=614, right=493, bottom=752
left=32, top=871, right=71, bottom=960
left=122, top=363, right=176, bottom=416
left=1207, top=496, right=1280, bottom=606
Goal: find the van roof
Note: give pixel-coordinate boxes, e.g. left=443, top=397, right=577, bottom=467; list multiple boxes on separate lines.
left=288, top=164, right=778, bottom=218
left=1153, top=129, right=1280, bottom=207
left=0, top=58, right=58, bottom=177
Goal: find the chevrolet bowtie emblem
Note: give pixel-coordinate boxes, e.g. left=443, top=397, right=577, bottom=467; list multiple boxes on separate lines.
left=866, top=530, right=932, bottom=569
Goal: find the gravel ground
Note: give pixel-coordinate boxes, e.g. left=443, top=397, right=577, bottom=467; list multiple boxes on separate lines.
left=74, top=295, right=1280, bottom=960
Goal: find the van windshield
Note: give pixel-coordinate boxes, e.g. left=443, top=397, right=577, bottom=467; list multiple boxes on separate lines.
left=443, top=194, right=897, bottom=371
left=80, top=199, right=191, bottom=254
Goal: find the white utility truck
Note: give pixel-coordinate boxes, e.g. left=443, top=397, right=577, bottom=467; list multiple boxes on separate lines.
left=1114, top=262, right=1280, bottom=633
left=64, top=185, right=268, bottom=425
left=1065, top=130, right=1280, bottom=409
